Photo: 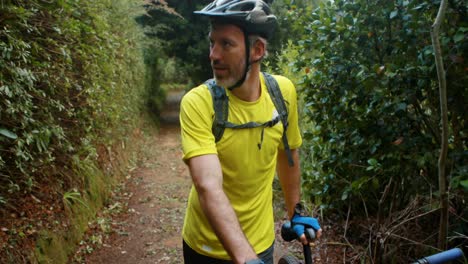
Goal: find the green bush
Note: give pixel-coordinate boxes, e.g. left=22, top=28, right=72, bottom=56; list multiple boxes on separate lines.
left=0, top=0, right=145, bottom=215
left=276, top=0, right=467, bottom=258
left=288, top=0, right=466, bottom=213
left=0, top=0, right=149, bottom=261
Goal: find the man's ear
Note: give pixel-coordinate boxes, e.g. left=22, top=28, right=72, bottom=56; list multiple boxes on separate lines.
left=250, top=39, right=266, bottom=62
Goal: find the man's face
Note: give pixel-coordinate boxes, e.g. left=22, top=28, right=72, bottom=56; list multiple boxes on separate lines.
left=209, top=24, right=246, bottom=88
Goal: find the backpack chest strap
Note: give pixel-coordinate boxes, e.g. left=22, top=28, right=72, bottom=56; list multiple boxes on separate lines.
left=205, top=74, right=295, bottom=167
left=221, top=115, right=280, bottom=129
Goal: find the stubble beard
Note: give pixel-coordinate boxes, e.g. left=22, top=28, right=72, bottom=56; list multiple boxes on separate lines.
left=212, top=60, right=246, bottom=88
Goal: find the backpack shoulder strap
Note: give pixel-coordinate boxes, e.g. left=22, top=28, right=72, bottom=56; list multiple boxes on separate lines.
left=205, top=79, right=228, bottom=142
left=263, top=72, right=295, bottom=167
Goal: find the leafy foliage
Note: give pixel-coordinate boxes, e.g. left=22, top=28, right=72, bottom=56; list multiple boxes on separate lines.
left=136, top=0, right=212, bottom=88
left=288, top=0, right=466, bottom=212
left=0, top=0, right=145, bottom=213
left=135, top=0, right=212, bottom=120
left=267, top=0, right=324, bottom=69
left=275, top=0, right=467, bottom=258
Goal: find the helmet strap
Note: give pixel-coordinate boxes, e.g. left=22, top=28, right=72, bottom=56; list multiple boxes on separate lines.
left=227, top=31, right=251, bottom=91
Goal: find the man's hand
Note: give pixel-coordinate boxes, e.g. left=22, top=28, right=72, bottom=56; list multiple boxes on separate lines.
left=291, top=203, right=322, bottom=244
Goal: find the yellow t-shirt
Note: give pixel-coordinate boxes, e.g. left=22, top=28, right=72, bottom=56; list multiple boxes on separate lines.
left=180, top=74, right=302, bottom=259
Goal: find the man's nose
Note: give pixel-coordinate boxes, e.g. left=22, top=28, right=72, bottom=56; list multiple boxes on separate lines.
left=209, top=44, right=221, bottom=61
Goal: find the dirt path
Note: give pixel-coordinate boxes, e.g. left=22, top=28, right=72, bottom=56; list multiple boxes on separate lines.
left=78, top=90, right=337, bottom=264
left=80, top=122, right=189, bottom=264
left=77, top=90, right=189, bottom=263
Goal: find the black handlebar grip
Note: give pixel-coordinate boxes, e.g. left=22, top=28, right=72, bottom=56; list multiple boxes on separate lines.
left=303, top=244, right=312, bottom=264
left=280, top=220, right=297, bottom=242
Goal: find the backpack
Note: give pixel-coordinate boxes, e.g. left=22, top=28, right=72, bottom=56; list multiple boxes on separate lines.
left=205, top=72, right=294, bottom=167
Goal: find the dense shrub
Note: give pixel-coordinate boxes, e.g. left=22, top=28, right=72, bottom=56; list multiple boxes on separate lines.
left=137, top=0, right=212, bottom=89
left=275, top=0, right=466, bottom=259
left=0, top=0, right=145, bottom=216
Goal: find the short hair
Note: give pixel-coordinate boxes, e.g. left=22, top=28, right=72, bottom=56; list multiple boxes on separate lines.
left=248, top=35, right=269, bottom=59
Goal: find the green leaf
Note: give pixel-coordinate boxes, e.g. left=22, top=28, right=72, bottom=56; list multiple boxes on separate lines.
left=460, top=180, right=468, bottom=189
left=453, top=33, right=464, bottom=43
left=0, top=128, right=17, bottom=139
left=368, top=158, right=378, bottom=166
left=367, top=158, right=381, bottom=171
left=311, top=20, right=322, bottom=26
left=412, top=3, right=427, bottom=10
left=396, top=103, right=407, bottom=111
left=390, top=10, right=398, bottom=19
left=344, top=14, right=354, bottom=25
left=341, top=190, right=349, bottom=200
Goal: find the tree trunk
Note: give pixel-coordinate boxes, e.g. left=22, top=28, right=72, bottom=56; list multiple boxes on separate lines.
left=430, top=0, right=449, bottom=250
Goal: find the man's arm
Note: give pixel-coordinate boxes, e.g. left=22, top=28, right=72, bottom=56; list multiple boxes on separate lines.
left=187, top=154, right=258, bottom=264
left=277, top=148, right=323, bottom=242
left=277, top=148, right=301, bottom=219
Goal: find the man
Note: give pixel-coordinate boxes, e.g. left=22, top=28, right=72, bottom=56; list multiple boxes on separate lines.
left=179, top=1, right=322, bottom=263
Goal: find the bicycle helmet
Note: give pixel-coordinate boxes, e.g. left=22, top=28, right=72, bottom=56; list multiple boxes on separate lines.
left=194, top=0, right=277, bottom=40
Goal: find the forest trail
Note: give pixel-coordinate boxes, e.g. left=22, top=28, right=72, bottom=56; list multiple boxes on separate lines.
left=79, top=89, right=189, bottom=263
left=83, top=123, right=188, bottom=264
left=78, top=89, right=335, bottom=263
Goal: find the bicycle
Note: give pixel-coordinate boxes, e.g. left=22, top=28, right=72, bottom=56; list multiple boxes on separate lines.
left=278, top=221, right=465, bottom=264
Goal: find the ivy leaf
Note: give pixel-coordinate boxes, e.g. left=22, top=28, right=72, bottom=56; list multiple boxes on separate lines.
left=367, top=158, right=381, bottom=171
left=0, top=128, right=17, bottom=139
left=368, top=158, right=378, bottom=166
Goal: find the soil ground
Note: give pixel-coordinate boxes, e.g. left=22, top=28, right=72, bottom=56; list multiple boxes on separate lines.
left=75, top=90, right=343, bottom=264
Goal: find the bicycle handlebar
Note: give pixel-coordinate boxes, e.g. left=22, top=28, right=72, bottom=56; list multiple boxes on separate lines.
left=281, top=222, right=465, bottom=264
left=411, top=248, right=464, bottom=264
left=280, top=220, right=316, bottom=242
left=281, top=220, right=316, bottom=264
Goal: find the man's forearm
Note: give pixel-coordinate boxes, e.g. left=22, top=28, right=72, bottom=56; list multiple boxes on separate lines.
left=188, top=155, right=257, bottom=264
left=277, top=149, right=301, bottom=218
left=198, top=188, right=257, bottom=264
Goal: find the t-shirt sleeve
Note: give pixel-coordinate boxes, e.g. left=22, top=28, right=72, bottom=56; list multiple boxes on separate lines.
left=179, top=85, right=218, bottom=160
left=274, top=75, right=302, bottom=150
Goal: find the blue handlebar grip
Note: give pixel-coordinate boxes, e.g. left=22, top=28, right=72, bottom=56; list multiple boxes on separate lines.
left=414, top=248, right=464, bottom=264
left=425, top=248, right=463, bottom=264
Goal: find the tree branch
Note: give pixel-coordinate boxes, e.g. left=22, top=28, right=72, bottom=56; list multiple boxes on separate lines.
left=430, top=0, right=449, bottom=250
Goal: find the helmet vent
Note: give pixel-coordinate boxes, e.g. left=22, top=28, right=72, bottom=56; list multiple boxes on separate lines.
left=216, top=0, right=233, bottom=7
left=194, top=0, right=277, bottom=39
left=240, top=3, right=255, bottom=11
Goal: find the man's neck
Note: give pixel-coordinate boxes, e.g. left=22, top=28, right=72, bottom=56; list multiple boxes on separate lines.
left=231, top=64, right=261, bottom=102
